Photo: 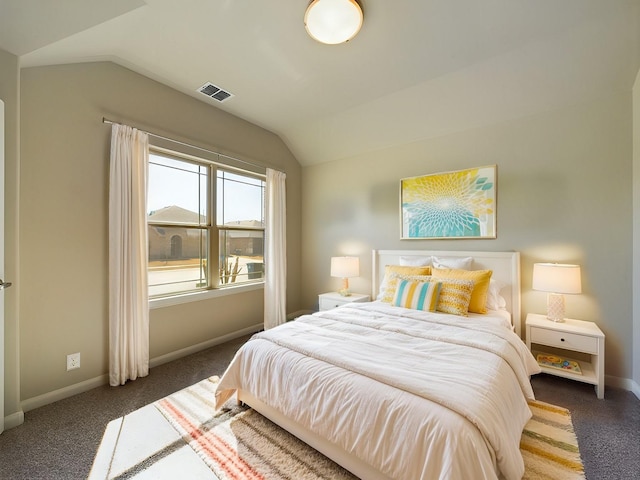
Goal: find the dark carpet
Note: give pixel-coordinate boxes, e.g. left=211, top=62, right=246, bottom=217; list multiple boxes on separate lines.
left=0, top=334, right=638, bottom=480
left=529, top=373, right=640, bottom=480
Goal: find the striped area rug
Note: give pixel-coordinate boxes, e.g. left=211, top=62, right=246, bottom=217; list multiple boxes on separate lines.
left=155, top=377, right=585, bottom=480
left=521, top=400, right=585, bottom=480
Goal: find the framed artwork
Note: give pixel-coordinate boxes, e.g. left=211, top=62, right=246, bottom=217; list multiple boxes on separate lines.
left=400, top=165, right=496, bottom=239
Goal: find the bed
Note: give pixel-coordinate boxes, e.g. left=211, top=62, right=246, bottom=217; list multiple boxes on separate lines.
left=215, top=250, right=541, bottom=480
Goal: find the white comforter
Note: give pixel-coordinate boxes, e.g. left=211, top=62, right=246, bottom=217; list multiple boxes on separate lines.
left=215, top=302, right=541, bottom=480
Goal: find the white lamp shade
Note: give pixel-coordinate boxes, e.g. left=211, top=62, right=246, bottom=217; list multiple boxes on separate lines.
left=532, top=263, right=582, bottom=294
left=330, top=256, right=360, bottom=278
left=304, top=0, right=363, bottom=45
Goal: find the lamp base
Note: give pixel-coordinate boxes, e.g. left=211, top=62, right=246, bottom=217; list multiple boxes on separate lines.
left=546, top=293, right=565, bottom=322
left=338, top=278, right=351, bottom=297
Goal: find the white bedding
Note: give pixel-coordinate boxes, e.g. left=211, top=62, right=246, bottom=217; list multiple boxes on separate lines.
left=468, top=308, right=512, bottom=329
left=215, top=303, right=540, bottom=480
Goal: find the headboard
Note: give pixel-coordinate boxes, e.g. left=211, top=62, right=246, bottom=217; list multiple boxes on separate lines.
left=372, top=250, right=522, bottom=337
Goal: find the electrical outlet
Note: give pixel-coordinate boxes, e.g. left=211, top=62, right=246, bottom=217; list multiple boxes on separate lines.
left=66, top=352, right=80, bottom=371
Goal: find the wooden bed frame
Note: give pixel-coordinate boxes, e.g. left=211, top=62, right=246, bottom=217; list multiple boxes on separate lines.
left=239, top=249, right=522, bottom=480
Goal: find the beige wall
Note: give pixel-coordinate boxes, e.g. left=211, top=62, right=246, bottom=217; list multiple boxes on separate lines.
left=302, top=92, right=633, bottom=380
left=19, top=62, right=301, bottom=401
left=0, top=48, right=20, bottom=422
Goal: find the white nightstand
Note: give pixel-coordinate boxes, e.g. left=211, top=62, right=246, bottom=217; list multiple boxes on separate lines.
left=526, top=313, right=605, bottom=399
left=318, top=292, right=370, bottom=311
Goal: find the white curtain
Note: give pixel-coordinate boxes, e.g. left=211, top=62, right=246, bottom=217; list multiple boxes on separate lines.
left=108, top=124, right=150, bottom=386
left=264, top=168, right=287, bottom=330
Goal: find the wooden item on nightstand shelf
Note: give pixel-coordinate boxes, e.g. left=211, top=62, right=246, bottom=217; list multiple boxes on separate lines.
left=318, top=292, right=370, bottom=311
left=526, top=313, right=605, bottom=399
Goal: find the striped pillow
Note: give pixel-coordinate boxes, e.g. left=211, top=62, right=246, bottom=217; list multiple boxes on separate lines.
left=435, top=278, right=475, bottom=316
left=379, top=265, right=432, bottom=302
left=392, top=279, right=441, bottom=312
left=431, top=267, right=493, bottom=314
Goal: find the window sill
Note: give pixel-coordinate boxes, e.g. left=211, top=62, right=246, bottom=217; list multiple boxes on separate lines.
left=149, top=282, right=264, bottom=310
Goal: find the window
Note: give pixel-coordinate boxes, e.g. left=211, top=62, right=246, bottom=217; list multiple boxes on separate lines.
left=217, top=170, right=266, bottom=285
left=147, top=150, right=265, bottom=298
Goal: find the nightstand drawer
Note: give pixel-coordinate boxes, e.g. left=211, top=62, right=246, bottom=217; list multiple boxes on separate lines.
left=530, top=327, right=598, bottom=354
left=318, top=292, right=370, bottom=311
left=319, top=298, right=347, bottom=310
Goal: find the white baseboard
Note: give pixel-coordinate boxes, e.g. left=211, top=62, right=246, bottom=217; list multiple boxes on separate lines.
left=605, top=374, right=640, bottom=400
left=606, top=376, right=640, bottom=400
left=4, top=409, right=25, bottom=430
left=626, top=378, right=640, bottom=400
left=149, top=323, right=262, bottom=368
left=20, top=324, right=263, bottom=415
left=21, top=374, right=109, bottom=413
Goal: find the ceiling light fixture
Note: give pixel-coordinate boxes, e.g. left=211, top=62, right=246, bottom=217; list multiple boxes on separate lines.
left=304, top=0, right=363, bottom=45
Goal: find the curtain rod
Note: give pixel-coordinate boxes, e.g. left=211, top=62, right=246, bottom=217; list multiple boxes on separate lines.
left=102, top=117, right=280, bottom=173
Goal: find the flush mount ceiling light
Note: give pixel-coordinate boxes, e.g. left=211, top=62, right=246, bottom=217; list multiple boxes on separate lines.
left=304, top=0, right=363, bottom=45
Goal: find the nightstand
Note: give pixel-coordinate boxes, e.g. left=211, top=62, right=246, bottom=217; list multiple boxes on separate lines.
left=526, top=313, right=605, bottom=399
left=318, top=292, right=370, bottom=311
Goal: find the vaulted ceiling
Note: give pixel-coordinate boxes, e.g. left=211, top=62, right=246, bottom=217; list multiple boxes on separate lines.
left=1, top=0, right=638, bottom=166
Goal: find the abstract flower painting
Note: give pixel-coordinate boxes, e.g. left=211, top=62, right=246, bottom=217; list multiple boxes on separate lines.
left=400, top=166, right=496, bottom=239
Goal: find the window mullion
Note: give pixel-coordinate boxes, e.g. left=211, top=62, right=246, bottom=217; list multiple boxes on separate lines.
left=210, top=164, right=219, bottom=288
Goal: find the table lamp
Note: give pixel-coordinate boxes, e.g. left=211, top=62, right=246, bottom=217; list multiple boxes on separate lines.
left=331, top=256, right=359, bottom=296
left=532, top=263, right=582, bottom=322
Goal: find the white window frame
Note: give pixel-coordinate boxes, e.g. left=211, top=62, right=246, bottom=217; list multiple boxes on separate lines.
left=147, top=144, right=266, bottom=309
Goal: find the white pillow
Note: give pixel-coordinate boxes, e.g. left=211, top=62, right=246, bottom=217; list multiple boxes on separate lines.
left=399, top=255, right=433, bottom=267
left=486, top=279, right=507, bottom=310
left=432, top=256, right=473, bottom=270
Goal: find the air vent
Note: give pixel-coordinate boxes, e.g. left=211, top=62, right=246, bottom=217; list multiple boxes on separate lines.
left=197, top=82, right=234, bottom=102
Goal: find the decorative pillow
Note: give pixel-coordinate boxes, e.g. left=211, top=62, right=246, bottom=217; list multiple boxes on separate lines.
left=392, top=279, right=441, bottom=312
left=378, top=265, right=432, bottom=302
left=385, top=273, right=474, bottom=316
left=434, top=278, right=475, bottom=316
left=432, top=256, right=473, bottom=270
left=486, top=279, right=507, bottom=311
left=431, top=267, right=493, bottom=314
left=399, top=255, right=433, bottom=267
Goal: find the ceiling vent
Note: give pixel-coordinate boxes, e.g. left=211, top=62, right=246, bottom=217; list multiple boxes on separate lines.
left=197, top=82, right=234, bottom=102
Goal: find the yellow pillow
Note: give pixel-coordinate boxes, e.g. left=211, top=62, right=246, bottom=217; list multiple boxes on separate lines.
left=380, top=265, right=431, bottom=303
left=435, top=278, right=475, bottom=316
left=431, top=267, right=493, bottom=314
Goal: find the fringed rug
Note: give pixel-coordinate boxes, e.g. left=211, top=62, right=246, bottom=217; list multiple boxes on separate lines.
left=155, top=377, right=585, bottom=480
